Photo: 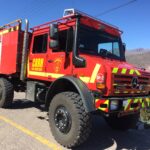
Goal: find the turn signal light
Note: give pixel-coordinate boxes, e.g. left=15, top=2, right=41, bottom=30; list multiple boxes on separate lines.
left=96, top=83, right=105, bottom=89
left=96, top=73, right=105, bottom=89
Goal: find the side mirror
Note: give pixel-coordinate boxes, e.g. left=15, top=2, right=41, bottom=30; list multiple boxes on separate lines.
left=50, top=24, right=58, bottom=39
left=66, top=27, right=73, bottom=54
left=123, top=43, right=126, bottom=52
left=49, top=24, right=59, bottom=49
left=122, top=43, right=126, bottom=61
left=73, top=17, right=86, bottom=68
left=73, top=56, right=86, bottom=68
left=49, top=40, right=59, bottom=49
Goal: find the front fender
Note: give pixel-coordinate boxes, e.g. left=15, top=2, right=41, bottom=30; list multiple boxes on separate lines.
left=45, top=76, right=95, bottom=112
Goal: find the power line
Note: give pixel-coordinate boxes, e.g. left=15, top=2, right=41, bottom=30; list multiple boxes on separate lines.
left=95, top=0, right=137, bottom=17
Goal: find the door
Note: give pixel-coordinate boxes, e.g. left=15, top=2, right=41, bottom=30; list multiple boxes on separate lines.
left=46, top=28, right=73, bottom=80
left=28, top=33, right=48, bottom=79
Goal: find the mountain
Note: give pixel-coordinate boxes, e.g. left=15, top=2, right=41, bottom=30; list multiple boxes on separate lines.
left=126, top=49, right=150, bottom=71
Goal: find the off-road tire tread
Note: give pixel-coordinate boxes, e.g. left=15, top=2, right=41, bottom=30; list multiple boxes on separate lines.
left=49, top=92, right=91, bottom=148
left=0, top=78, right=14, bottom=108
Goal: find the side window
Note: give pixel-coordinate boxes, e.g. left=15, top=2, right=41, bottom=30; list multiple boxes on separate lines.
left=59, top=30, right=67, bottom=51
left=52, top=28, right=73, bottom=52
left=32, top=34, right=48, bottom=53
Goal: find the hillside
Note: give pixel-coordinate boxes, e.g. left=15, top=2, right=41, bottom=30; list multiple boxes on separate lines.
left=126, top=49, right=150, bottom=71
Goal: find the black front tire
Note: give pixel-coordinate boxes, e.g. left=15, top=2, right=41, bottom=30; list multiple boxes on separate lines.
left=49, top=92, right=91, bottom=148
left=0, top=78, right=14, bottom=108
left=105, top=114, right=139, bottom=130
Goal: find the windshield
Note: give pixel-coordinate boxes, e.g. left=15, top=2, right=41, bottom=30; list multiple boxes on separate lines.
left=79, top=25, right=125, bottom=61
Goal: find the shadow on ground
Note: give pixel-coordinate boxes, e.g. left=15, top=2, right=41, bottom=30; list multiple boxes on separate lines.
left=73, top=116, right=150, bottom=150
left=10, top=99, right=46, bottom=112
left=10, top=99, right=150, bottom=150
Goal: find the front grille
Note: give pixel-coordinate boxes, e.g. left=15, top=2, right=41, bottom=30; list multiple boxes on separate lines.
left=113, top=74, right=150, bottom=95
left=141, top=71, right=150, bottom=77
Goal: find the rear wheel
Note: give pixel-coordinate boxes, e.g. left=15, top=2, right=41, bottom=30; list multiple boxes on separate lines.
left=0, top=78, right=14, bottom=108
left=105, top=114, right=139, bottom=130
left=49, top=92, right=92, bottom=148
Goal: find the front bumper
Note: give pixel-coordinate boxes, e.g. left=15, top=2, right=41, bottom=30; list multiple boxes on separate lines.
left=95, top=96, right=150, bottom=114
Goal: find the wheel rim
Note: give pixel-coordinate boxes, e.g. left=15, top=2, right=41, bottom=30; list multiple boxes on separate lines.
left=0, top=85, right=3, bottom=101
left=54, top=106, right=72, bottom=134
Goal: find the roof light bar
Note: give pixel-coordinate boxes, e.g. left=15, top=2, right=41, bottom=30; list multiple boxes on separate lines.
left=63, top=8, right=120, bottom=31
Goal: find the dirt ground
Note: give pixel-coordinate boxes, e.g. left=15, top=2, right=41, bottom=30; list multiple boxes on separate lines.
left=0, top=92, right=150, bottom=150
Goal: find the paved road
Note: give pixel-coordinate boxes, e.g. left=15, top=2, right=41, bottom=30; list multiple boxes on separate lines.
left=0, top=93, right=150, bottom=150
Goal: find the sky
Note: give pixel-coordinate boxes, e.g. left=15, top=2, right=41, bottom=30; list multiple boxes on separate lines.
left=0, top=0, right=149, bottom=50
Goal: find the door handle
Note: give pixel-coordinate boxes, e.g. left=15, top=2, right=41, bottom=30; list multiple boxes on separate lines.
left=48, top=60, right=53, bottom=63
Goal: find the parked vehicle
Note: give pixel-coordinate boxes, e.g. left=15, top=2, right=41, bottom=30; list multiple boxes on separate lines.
left=0, top=9, right=150, bottom=148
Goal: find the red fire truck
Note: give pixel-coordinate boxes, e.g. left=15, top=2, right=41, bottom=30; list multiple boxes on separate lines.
left=0, top=8, right=150, bottom=148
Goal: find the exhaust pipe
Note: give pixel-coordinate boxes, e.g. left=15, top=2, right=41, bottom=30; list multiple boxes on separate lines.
left=20, top=19, right=29, bottom=81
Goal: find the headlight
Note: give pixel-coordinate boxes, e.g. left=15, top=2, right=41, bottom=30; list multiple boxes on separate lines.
left=110, top=100, right=119, bottom=111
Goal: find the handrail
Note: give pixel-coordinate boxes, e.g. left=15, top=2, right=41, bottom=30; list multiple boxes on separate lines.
left=31, top=14, right=75, bottom=31
left=0, top=19, right=22, bottom=30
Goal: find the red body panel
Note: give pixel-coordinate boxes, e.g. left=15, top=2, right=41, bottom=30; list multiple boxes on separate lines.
left=0, top=28, right=19, bottom=74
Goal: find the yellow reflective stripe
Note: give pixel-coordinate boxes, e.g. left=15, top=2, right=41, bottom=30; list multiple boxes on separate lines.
left=139, top=98, right=142, bottom=103
left=11, top=28, right=14, bottom=32
left=28, top=62, right=101, bottom=83
left=98, top=100, right=109, bottom=111
left=90, top=64, right=101, bottom=83
left=104, top=100, right=109, bottom=105
left=124, top=99, right=131, bottom=110
left=28, top=70, right=64, bottom=78
left=0, top=29, right=9, bottom=35
left=16, top=26, right=19, bottom=30
left=146, top=98, right=150, bottom=107
left=112, top=67, right=118, bottom=73
left=121, top=68, right=127, bottom=74
left=0, top=26, right=19, bottom=35
left=129, top=69, right=134, bottom=75
left=135, top=70, right=141, bottom=76
left=95, top=99, right=99, bottom=102
left=135, top=99, right=139, bottom=102
left=98, top=107, right=105, bottom=111
left=27, top=58, right=64, bottom=79
left=142, top=100, right=145, bottom=108
left=79, top=76, right=90, bottom=83
left=131, top=99, right=139, bottom=110
left=113, top=83, right=117, bottom=86
left=123, top=91, right=128, bottom=93
left=134, top=99, right=139, bottom=104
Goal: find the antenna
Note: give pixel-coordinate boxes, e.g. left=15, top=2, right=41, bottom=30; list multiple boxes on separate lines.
left=96, top=0, right=137, bottom=17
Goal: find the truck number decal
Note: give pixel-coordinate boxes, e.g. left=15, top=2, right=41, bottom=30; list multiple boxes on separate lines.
left=32, top=58, right=44, bottom=71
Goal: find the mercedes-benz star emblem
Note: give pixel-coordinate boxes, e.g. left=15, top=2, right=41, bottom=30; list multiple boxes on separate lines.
left=131, top=77, right=138, bottom=89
